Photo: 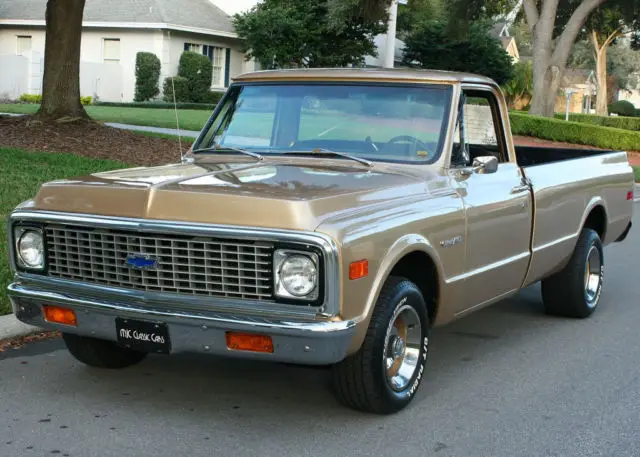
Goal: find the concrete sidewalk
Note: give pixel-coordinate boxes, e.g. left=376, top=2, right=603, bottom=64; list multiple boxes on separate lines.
left=0, top=314, right=41, bottom=341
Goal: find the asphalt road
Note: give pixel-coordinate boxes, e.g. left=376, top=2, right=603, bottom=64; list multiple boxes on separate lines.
left=1, top=207, right=638, bottom=457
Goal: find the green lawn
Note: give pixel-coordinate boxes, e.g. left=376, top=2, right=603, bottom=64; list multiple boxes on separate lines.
left=634, top=166, right=640, bottom=183
left=0, top=148, right=126, bottom=315
left=0, top=104, right=211, bottom=132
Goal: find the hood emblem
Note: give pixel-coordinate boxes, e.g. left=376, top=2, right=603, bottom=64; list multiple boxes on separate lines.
left=125, top=254, right=158, bottom=270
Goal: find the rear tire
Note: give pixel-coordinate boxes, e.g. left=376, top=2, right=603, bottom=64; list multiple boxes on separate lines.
left=541, top=228, right=604, bottom=318
left=331, top=276, right=429, bottom=414
left=63, top=333, right=147, bottom=369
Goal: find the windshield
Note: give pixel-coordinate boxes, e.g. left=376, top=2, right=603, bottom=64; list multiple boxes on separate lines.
left=193, top=83, right=454, bottom=164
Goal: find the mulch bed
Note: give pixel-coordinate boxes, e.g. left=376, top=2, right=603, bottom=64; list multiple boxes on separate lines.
left=0, top=116, right=194, bottom=166
left=0, top=330, right=61, bottom=352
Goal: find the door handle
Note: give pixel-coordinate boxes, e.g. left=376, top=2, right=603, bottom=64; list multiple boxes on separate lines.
left=511, top=185, right=530, bottom=194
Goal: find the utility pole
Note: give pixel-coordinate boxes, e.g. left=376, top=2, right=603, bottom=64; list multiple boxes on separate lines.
left=382, top=0, right=407, bottom=68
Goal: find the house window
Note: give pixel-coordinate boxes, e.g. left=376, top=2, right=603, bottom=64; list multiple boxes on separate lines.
left=209, top=46, right=225, bottom=87
left=103, top=38, right=120, bottom=64
left=16, top=35, right=32, bottom=55
left=184, top=42, right=202, bottom=53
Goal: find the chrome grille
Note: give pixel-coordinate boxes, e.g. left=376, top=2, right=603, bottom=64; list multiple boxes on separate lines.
left=44, top=225, right=274, bottom=301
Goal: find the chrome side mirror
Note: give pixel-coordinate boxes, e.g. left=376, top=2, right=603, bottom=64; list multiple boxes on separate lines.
left=470, top=156, right=498, bottom=174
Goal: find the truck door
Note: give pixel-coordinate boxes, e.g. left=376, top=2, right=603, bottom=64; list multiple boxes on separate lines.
left=449, top=87, right=533, bottom=315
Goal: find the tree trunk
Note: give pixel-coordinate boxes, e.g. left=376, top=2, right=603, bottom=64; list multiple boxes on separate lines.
left=594, top=44, right=607, bottom=115
left=524, top=0, right=608, bottom=117
left=37, top=0, right=88, bottom=121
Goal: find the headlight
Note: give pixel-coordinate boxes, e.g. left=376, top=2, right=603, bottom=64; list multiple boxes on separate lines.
left=15, top=228, right=45, bottom=270
left=274, top=250, right=319, bottom=300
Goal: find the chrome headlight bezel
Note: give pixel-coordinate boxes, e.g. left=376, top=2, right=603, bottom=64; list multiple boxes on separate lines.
left=273, top=248, right=321, bottom=303
left=13, top=225, right=46, bottom=272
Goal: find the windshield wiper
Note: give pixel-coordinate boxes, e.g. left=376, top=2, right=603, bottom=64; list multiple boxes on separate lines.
left=286, top=148, right=373, bottom=168
left=191, top=145, right=263, bottom=161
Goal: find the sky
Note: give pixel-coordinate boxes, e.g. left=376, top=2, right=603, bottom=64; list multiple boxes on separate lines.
left=211, top=0, right=261, bottom=16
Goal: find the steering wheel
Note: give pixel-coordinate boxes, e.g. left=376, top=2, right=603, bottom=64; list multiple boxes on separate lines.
left=381, top=135, right=433, bottom=159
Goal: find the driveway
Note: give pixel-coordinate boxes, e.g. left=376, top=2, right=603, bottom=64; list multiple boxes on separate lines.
left=1, top=207, right=639, bottom=457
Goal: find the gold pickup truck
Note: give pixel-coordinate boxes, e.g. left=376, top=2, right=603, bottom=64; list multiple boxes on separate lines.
left=7, top=68, right=635, bottom=414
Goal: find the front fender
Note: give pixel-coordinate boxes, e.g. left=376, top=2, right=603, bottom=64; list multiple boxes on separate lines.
left=345, top=233, right=445, bottom=353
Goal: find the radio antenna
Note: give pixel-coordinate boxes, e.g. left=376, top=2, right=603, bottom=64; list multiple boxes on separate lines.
left=171, top=76, right=183, bottom=162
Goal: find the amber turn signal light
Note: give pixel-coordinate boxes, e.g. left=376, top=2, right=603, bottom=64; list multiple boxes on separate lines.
left=225, top=332, right=274, bottom=353
left=349, top=259, right=369, bottom=280
left=43, top=305, right=77, bottom=326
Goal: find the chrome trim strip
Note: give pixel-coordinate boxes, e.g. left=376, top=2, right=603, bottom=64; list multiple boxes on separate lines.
left=7, top=210, right=341, bottom=318
left=8, top=282, right=354, bottom=335
left=532, top=233, right=577, bottom=253
left=446, top=251, right=530, bottom=283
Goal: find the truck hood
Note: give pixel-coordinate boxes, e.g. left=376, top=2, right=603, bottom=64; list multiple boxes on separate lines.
left=29, top=159, right=442, bottom=231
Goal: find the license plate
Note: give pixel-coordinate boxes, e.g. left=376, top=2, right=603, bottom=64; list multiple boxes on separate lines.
left=116, top=318, right=171, bottom=354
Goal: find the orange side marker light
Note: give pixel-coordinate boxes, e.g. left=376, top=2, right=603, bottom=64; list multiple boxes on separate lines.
left=43, top=305, right=77, bottom=326
left=349, top=260, right=369, bottom=280
left=225, top=332, right=274, bottom=353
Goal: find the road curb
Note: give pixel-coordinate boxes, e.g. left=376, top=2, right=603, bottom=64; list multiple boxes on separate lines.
left=0, top=314, right=42, bottom=341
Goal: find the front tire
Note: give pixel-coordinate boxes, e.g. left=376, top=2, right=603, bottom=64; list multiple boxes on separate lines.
left=62, top=333, right=147, bottom=369
left=331, top=277, right=429, bottom=414
left=541, top=228, right=604, bottom=318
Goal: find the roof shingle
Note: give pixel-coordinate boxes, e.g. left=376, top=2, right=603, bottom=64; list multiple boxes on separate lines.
left=0, top=0, right=235, bottom=34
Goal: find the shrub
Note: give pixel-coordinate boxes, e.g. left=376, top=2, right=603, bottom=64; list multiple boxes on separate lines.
left=18, top=93, right=92, bottom=105
left=134, top=52, right=161, bottom=102
left=608, top=100, right=636, bottom=117
left=200, top=90, right=224, bottom=105
left=510, top=112, right=640, bottom=152
left=177, top=51, right=213, bottom=103
left=162, top=76, right=190, bottom=103
left=18, top=93, right=41, bottom=103
left=554, top=113, right=640, bottom=131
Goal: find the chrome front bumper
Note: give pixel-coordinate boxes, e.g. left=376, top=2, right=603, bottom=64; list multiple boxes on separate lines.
left=8, top=281, right=355, bottom=365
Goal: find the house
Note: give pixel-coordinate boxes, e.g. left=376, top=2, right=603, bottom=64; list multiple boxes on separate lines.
left=554, top=69, right=597, bottom=114
left=489, top=21, right=520, bottom=62
left=0, top=0, right=257, bottom=102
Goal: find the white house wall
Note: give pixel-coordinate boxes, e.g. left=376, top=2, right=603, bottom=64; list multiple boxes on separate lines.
left=0, top=25, right=251, bottom=103
left=79, top=27, right=163, bottom=101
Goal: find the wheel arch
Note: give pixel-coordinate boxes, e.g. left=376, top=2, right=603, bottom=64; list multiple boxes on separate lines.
left=361, top=234, right=443, bottom=331
left=580, top=198, right=608, bottom=242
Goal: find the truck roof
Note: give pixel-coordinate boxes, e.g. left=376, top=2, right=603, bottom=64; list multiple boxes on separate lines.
left=233, top=67, right=498, bottom=86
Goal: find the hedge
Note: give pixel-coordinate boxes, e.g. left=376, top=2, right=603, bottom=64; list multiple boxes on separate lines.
left=553, top=113, right=640, bottom=131
left=178, top=51, right=213, bottom=103
left=609, top=100, right=636, bottom=117
left=95, top=101, right=220, bottom=110
left=509, top=112, right=640, bottom=151
left=134, top=52, right=161, bottom=102
left=162, top=76, right=190, bottom=103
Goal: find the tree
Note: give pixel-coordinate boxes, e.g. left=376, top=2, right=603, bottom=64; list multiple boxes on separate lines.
left=570, top=39, right=640, bottom=103
left=38, top=0, right=88, bottom=120
left=502, top=60, right=534, bottom=108
left=521, top=0, right=613, bottom=117
left=233, top=0, right=386, bottom=69
left=403, top=20, right=515, bottom=84
left=557, top=0, right=639, bottom=115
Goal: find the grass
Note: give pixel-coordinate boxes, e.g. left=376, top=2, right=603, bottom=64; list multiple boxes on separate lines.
left=0, top=148, right=126, bottom=315
left=0, top=104, right=211, bottom=132
left=634, top=166, right=640, bottom=183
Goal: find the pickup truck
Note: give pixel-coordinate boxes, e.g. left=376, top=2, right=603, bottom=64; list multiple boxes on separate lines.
left=6, top=68, right=635, bottom=414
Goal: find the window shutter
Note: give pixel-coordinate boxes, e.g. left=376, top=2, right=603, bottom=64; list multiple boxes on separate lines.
left=224, top=48, right=231, bottom=87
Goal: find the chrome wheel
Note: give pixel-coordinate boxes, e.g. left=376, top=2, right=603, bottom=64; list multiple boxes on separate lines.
left=383, top=303, right=422, bottom=392
left=584, top=245, right=602, bottom=306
